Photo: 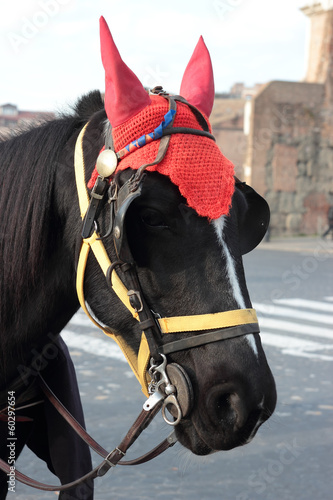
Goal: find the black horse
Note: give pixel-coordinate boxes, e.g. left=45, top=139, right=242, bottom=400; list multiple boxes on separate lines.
left=0, top=18, right=276, bottom=500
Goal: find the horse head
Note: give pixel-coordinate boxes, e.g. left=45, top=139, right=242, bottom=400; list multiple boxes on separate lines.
left=77, top=17, right=276, bottom=455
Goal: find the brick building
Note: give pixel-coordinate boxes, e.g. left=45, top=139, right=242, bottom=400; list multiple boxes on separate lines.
left=210, top=82, right=264, bottom=179
left=0, top=103, right=54, bottom=137
left=210, top=97, right=248, bottom=179
left=243, top=1, right=333, bottom=236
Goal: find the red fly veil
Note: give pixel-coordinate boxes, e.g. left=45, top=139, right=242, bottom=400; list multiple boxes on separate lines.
left=91, top=17, right=235, bottom=220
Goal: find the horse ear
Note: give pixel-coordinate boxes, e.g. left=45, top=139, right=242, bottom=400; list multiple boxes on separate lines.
left=100, top=16, right=151, bottom=127
left=180, top=36, right=215, bottom=118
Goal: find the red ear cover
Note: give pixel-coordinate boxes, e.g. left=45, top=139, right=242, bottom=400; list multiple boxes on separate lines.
left=180, top=36, right=215, bottom=118
left=100, top=16, right=151, bottom=127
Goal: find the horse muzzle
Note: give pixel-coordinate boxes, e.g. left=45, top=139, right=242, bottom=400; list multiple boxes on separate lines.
left=172, top=347, right=277, bottom=454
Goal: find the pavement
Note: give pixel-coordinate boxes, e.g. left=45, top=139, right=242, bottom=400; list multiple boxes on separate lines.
left=257, top=234, right=333, bottom=255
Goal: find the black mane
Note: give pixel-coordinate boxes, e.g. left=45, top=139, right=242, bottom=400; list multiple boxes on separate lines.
left=0, top=91, right=104, bottom=343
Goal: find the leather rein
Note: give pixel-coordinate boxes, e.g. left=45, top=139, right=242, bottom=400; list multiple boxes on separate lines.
left=0, top=92, right=260, bottom=492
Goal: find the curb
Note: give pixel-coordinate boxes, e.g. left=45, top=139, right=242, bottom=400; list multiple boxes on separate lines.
left=257, top=237, right=333, bottom=255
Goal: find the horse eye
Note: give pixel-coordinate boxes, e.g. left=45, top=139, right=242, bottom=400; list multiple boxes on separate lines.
left=140, top=208, right=167, bottom=228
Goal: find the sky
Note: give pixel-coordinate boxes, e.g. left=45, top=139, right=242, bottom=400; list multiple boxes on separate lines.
left=0, top=0, right=319, bottom=113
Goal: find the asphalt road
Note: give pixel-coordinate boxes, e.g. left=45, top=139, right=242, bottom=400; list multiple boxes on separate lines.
left=11, top=237, right=333, bottom=500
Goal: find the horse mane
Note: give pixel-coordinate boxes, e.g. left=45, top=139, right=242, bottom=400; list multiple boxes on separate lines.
left=0, top=91, right=104, bottom=337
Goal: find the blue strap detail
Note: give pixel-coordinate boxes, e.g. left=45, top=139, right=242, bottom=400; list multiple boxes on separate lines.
left=162, top=109, right=176, bottom=129
left=153, top=124, right=163, bottom=139
left=120, top=108, right=176, bottom=157
left=153, top=109, right=176, bottom=140
left=138, top=135, right=147, bottom=147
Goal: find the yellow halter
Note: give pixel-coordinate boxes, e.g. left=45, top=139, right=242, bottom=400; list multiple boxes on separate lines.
left=74, top=123, right=259, bottom=397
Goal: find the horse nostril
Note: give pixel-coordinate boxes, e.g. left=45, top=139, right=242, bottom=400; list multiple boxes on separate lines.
left=215, top=393, right=236, bottom=425
left=206, top=384, right=245, bottom=429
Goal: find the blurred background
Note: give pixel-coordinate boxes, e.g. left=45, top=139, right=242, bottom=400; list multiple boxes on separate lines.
left=1, top=0, right=333, bottom=237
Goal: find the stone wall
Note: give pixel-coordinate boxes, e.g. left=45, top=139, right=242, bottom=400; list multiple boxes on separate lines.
left=245, top=80, right=333, bottom=235
left=213, top=128, right=247, bottom=178
left=211, top=97, right=247, bottom=179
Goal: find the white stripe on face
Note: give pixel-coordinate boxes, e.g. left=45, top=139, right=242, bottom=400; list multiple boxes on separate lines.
left=212, top=216, right=258, bottom=356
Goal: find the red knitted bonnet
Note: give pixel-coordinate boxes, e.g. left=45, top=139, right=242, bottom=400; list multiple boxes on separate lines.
left=95, top=17, right=235, bottom=220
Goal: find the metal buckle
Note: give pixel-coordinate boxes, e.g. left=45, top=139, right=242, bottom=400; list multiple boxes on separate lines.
left=147, top=355, right=182, bottom=426
left=127, top=290, right=144, bottom=313
left=143, top=390, right=164, bottom=412
left=150, top=86, right=169, bottom=96
left=97, top=447, right=126, bottom=476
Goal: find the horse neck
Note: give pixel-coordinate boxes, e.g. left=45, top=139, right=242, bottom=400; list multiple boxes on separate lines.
left=0, top=121, right=88, bottom=383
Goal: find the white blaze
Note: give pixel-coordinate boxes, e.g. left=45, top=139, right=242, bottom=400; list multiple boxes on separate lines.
left=213, top=216, right=258, bottom=356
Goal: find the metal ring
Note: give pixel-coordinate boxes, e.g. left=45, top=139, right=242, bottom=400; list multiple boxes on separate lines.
left=161, top=396, right=182, bottom=426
